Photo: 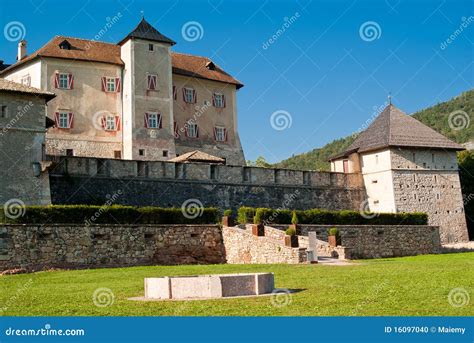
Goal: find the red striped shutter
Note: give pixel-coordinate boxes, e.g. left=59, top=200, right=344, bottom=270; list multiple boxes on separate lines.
left=68, top=74, right=74, bottom=89
left=152, top=76, right=157, bottom=90
left=173, top=86, right=177, bottom=100
left=182, top=88, right=186, bottom=102
left=174, top=122, right=179, bottom=138
left=101, top=116, right=106, bottom=129
left=101, top=77, right=106, bottom=91
left=213, top=127, right=217, bottom=140
left=144, top=113, right=149, bottom=128
left=54, top=73, right=59, bottom=88
left=224, top=128, right=228, bottom=141
left=212, top=94, right=216, bottom=107
left=54, top=112, right=60, bottom=126
left=115, top=78, right=121, bottom=92
left=68, top=112, right=74, bottom=128
left=158, top=114, right=163, bottom=129
left=222, top=94, right=226, bottom=108
left=115, top=116, right=121, bottom=130
left=147, top=75, right=152, bottom=90
left=192, top=89, right=197, bottom=103
left=196, top=125, right=199, bottom=138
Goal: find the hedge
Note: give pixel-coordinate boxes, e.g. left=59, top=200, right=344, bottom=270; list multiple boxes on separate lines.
left=238, top=207, right=428, bottom=226
left=0, top=205, right=220, bottom=225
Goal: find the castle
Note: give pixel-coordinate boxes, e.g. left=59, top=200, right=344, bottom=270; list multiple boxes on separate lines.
left=0, top=19, right=469, bottom=244
left=0, top=18, right=245, bottom=165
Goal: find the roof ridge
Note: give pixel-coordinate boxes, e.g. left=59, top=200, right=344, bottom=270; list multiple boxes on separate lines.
left=54, top=35, right=118, bottom=46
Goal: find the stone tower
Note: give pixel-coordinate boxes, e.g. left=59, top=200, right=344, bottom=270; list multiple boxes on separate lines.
left=119, top=18, right=177, bottom=160
left=329, top=104, right=469, bottom=244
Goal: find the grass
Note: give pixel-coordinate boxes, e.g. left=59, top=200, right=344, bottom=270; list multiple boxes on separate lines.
left=0, top=253, right=473, bottom=316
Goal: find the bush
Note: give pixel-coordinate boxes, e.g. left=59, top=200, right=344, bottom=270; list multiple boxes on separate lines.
left=291, top=211, right=299, bottom=225
left=328, top=227, right=339, bottom=236
left=223, top=209, right=233, bottom=217
left=237, top=207, right=256, bottom=224
left=0, top=205, right=220, bottom=225
left=234, top=207, right=428, bottom=226
left=285, top=227, right=296, bottom=236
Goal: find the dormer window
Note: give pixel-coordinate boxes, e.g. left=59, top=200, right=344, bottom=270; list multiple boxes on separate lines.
left=206, top=61, right=216, bottom=70
left=59, top=40, right=72, bottom=50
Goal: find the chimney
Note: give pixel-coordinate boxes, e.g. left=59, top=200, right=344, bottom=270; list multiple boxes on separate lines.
left=17, top=40, right=27, bottom=60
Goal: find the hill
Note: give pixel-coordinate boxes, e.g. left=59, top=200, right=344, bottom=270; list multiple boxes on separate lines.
left=274, top=89, right=474, bottom=171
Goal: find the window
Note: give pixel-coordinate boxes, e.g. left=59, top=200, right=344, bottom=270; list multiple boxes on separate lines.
left=105, top=115, right=116, bottom=131
left=214, top=127, right=227, bottom=142
left=148, top=43, right=154, bottom=51
left=183, top=87, right=196, bottom=103
left=101, top=77, right=120, bottom=92
left=147, top=74, right=157, bottom=90
left=1, top=105, right=7, bottom=118
left=162, top=150, right=168, bottom=157
left=114, top=151, right=121, bottom=159
left=139, top=149, right=145, bottom=156
left=55, top=72, right=73, bottom=89
left=186, top=122, right=199, bottom=138
left=66, top=149, right=74, bottom=156
left=55, top=111, right=73, bottom=129
left=21, top=75, right=31, bottom=86
left=210, top=165, right=217, bottom=180
left=144, top=112, right=162, bottom=129
left=212, top=93, right=225, bottom=108
left=243, top=167, right=251, bottom=182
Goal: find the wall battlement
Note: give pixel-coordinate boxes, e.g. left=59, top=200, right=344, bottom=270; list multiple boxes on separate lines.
left=48, top=157, right=366, bottom=211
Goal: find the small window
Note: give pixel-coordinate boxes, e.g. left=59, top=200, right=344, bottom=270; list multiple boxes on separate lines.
left=145, top=112, right=162, bottom=129
left=105, top=115, right=116, bottom=131
left=106, top=78, right=116, bottom=92
left=183, top=87, right=195, bottom=103
left=21, top=75, right=31, bottom=86
left=372, top=180, right=378, bottom=184
left=423, top=162, right=426, bottom=168
left=375, top=155, right=379, bottom=164
left=214, top=127, right=227, bottom=142
left=148, top=43, right=154, bottom=51
left=114, top=151, right=121, bottom=159
left=210, top=165, right=217, bottom=180
left=139, top=149, right=145, bottom=156
left=58, top=73, right=69, bottom=89
left=213, top=93, right=225, bottom=108
left=1, top=105, right=7, bottom=118
left=373, top=200, right=379, bottom=205
left=66, top=149, right=74, bottom=156
left=147, top=74, right=157, bottom=90
left=162, top=150, right=168, bottom=157
left=57, top=112, right=71, bottom=129
left=186, top=122, right=198, bottom=138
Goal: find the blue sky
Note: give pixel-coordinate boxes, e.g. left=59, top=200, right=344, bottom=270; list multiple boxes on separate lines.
left=1, top=0, right=473, bottom=162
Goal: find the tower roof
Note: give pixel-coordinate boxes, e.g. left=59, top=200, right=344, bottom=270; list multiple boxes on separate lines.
left=118, top=18, right=175, bottom=46
left=330, top=104, right=463, bottom=160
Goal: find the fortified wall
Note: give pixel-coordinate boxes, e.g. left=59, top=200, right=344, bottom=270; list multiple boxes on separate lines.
left=48, top=157, right=366, bottom=211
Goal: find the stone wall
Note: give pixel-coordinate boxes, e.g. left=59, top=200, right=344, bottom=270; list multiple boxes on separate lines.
left=270, top=224, right=441, bottom=259
left=0, top=224, right=225, bottom=272
left=48, top=157, right=366, bottom=211
left=222, top=226, right=306, bottom=264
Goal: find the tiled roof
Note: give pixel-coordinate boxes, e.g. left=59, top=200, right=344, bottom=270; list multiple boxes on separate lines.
left=329, top=105, right=463, bottom=160
left=0, top=78, right=55, bottom=100
left=1, top=37, right=243, bottom=88
left=118, top=18, right=175, bottom=46
left=168, top=150, right=225, bottom=163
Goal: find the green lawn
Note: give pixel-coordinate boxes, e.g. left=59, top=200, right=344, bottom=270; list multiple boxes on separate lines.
left=0, top=253, right=473, bottom=316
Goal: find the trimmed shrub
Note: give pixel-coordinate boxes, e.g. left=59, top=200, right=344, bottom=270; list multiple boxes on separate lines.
left=234, top=206, right=428, bottom=226
left=237, top=207, right=256, bottom=224
left=291, top=211, right=299, bottom=225
left=223, top=209, right=233, bottom=217
left=328, top=227, right=339, bottom=236
left=285, top=227, right=296, bottom=236
left=0, top=205, right=219, bottom=225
